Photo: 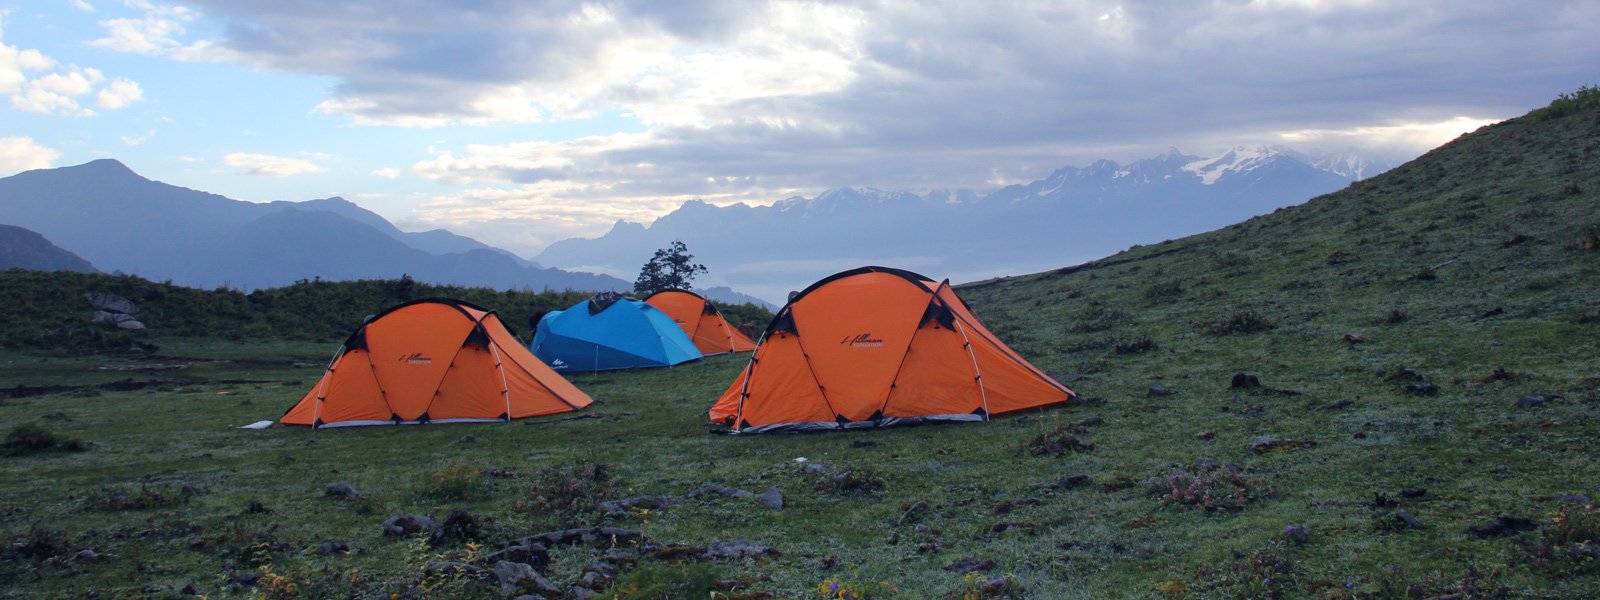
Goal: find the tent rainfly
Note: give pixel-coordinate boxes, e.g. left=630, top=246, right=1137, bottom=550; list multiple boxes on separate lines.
left=530, top=292, right=702, bottom=371
left=644, top=289, right=757, bottom=355
left=282, top=298, right=591, bottom=428
left=709, top=266, right=1076, bottom=433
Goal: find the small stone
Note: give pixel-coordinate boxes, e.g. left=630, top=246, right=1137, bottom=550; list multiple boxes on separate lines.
left=325, top=482, right=361, bottom=498
left=317, top=540, right=349, bottom=555
left=1391, top=368, right=1425, bottom=382
left=801, top=463, right=836, bottom=474
left=228, top=571, right=262, bottom=586
left=1403, top=382, right=1438, bottom=396
left=382, top=514, right=434, bottom=537
left=1053, top=474, right=1092, bottom=489
left=705, top=539, right=774, bottom=560
left=1394, top=510, right=1422, bottom=529
left=1517, top=394, right=1562, bottom=408
left=429, top=509, right=478, bottom=547
left=943, top=557, right=996, bottom=573
left=1343, top=333, right=1365, bottom=344
left=688, top=485, right=755, bottom=499
left=1250, top=436, right=1315, bottom=454
left=458, top=435, right=476, bottom=443
left=494, top=561, right=561, bottom=597
left=756, top=486, right=784, bottom=510
left=1147, top=384, right=1171, bottom=397
left=1325, top=399, right=1354, bottom=410
left=1467, top=516, right=1538, bottom=538
left=1230, top=373, right=1261, bottom=389
left=75, top=549, right=101, bottom=562
left=1077, top=416, right=1105, bottom=427
left=245, top=498, right=270, bottom=514
left=850, top=440, right=878, bottom=448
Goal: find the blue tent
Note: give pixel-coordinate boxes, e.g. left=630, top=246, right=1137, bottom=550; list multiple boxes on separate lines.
left=530, top=292, right=703, bottom=372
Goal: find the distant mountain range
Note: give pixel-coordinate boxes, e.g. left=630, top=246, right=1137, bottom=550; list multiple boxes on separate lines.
left=0, top=224, right=97, bottom=273
left=535, top=146, right=1396, bottom=302
left=0, top=159, right=627, bottom=292
left=0, top=145, right=1391, bottom=306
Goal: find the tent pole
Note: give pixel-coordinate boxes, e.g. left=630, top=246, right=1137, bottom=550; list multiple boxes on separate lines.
left=489, top=341, right=511, bottom=420
left=953, top=317, right=990, bottom=421
left=310, top=344, right=344, bottom=428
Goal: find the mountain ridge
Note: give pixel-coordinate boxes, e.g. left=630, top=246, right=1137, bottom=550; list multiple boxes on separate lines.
left=536, top=145, right=1395, bottom=302
left=0, top=224, right=98, bottom=273
left=0, top=160, right=624, bottom=292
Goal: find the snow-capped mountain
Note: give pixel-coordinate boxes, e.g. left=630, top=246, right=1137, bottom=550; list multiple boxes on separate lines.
left=536, top=146, right=1392, bottom=303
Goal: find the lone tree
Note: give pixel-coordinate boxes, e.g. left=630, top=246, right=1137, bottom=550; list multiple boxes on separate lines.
left=634, top=240, right=708, bottom=295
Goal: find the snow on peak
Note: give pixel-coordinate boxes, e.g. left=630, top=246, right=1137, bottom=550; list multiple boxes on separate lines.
left=1181, top=145, right=1293, bottom=185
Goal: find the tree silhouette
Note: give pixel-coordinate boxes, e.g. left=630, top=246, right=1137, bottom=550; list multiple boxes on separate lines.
left=634, top=240, right=708, bottom=295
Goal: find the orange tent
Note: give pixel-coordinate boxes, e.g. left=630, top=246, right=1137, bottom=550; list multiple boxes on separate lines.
left=644, top=289, right=757, bottom=355
left=710, top=267, right=1075, bottom=433
left=282, top=298, right=591, bottom=428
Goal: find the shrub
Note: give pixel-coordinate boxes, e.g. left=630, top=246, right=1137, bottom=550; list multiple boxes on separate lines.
left=1190, top=541, right=1300, bottom=599
left=1529, top=85, right=1600, bottom=121
left=1113, top=337, right=1156, bottom=354
left=1360, top=565, right=1510, bottom=599
left=1211, top=251, right=1252, bottom=271
left=1020, top=419, right=1095, bottom=457
left=815, top=576, right=898, bottom=599
left=84, top=483, right=191, bottom=511
left=809, top=464, right=888, bottom=497
left=1375, top=308, right=1409, bottom=325
left=1210, top=310, right=1275, bottom=335
left=417, top=464, right=492, bottom=502
left=2, top=424, right=85, bottom=456
left=1516, top=504, right=1600, bottom=575
left=1069, top=304, right=1125, bottom=333
left=5, top=524, right=74, bottom=561
left=515, top=462, right=619, bottom=517
left=949, top=571, right=1016, bottom=599
left=1142, top=280, right=1183, bottom=302
left=1142, top=467, right=1274, bottom=512
left=602, top=561, right=723, bottom=599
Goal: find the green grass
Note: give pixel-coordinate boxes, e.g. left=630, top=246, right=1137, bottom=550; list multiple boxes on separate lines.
left=2, top=96, right=1599, bottom=598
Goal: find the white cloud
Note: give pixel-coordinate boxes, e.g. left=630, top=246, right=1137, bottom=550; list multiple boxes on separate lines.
left=68, top=0, right=97, bottom=12
left=223, top=152, right=329, bottom=176
left=90, top=1, right=236, bottom=62
left=11, top=66, right=104, bottom=115
left=2, top=17, right=143, bottom=115
left=371, top=167, right=401, bottom=179
left=0, top=137, right=62, bottom=175
left=96, top=77, right=143, bottom=109
left=121, top=129, right=157, bottom=145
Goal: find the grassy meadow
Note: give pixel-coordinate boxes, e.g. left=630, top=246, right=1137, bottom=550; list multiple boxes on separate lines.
left=3, top=94, right=1600, bottom=598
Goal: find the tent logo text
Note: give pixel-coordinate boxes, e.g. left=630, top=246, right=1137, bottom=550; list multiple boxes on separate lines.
left=840, top=333, right=884, bottom=348
left=550, top=359, right=568, bottom=369
left=399, top=353, right=433, bottom=365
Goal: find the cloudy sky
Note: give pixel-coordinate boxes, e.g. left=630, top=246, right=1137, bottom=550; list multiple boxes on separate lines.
left=4, top=0, right=1597, bottom=257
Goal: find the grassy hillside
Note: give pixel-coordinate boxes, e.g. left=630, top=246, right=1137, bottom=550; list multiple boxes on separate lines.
left=0, top=93, right=1596, bottom=599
